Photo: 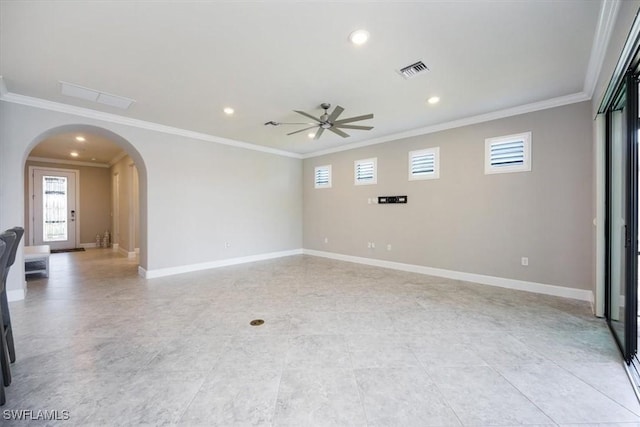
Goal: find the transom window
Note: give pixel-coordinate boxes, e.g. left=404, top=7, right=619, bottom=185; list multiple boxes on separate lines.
left=409, top=147, right=440, bottom=180
left=485, top=132, right=531, bottom=174
left=314, top=165, right=332, bottom=189
left=354, top=158, right=377, bottom=185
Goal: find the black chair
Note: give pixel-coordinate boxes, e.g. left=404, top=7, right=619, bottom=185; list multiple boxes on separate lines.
left=0, top=240, right=6, bottom=405
left=0, top=231, right=15, bottom=390
left=2, top=227, right=23, bottom=363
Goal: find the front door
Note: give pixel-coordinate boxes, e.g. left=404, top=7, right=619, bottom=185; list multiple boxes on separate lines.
left=30, top=167, right=78, bottom=250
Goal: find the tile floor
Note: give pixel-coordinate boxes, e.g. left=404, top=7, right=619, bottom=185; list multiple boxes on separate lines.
left=3, top=249, right=640, bottom=426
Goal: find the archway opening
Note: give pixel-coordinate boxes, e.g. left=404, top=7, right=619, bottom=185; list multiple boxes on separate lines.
left=22, top=124, right=148, bottom=274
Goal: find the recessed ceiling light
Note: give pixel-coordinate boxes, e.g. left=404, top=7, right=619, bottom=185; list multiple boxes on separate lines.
left=70, top=152, right=79, bottom=157
left=75, top=136, right=86, bottom=142
left=427, top=96, right=440, bottom=105
left=349, top=29, right=369, bottom=46
left=223, top=107, right=234, bottom=115
left=308, top=133, right=316, bottom=139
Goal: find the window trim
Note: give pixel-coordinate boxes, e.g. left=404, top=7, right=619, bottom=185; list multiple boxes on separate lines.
left=484, top=131, right=532, bottom=175
left=314, top=164, right=332, bottom=189
left=354, top=157, right=377, bottom=185
left=408, top=147, right=440, bottom=181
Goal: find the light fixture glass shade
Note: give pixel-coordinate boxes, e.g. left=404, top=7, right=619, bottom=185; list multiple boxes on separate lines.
left=349, top=29, right=369, bottom=45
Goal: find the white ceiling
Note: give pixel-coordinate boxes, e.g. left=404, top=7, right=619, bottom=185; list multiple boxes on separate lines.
left=28, top=132, right=125, bottom=165
left=1, top=1, right=603, bottom=158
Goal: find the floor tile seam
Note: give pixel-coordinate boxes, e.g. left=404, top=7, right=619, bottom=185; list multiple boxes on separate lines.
left=348, top=368, right=371, bottom=426
left=344, top=333, right=423, bottom=369
left=268, top=339, right=288, bottom=426
left=486, top=362, right=576, bottom=425
left=174, top=373, right=210, bottom=425
left=467, top=332, right=556, bottom=367
left=558, top=360, right=640, bottom=420
left=412, top=353, right=465, bottom=426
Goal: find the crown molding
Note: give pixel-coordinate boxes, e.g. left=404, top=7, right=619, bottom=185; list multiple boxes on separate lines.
left=2, top=89, right=592, bottom=162
left=27, top=156, right=110, bottom=168
left=109, top=151, right=128, bottom=166
left=302, top=91, right=590, bottom=159
left=597, top=2, right=640, bottom=113
left=583, top=0, right=621, bottom=99
left=0, top=92, right=302, bottom=159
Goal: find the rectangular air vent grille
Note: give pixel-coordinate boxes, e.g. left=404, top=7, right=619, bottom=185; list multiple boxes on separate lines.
left=59, top=81, right=136, bottom=110
left=399, top=61, right=429, bottom=79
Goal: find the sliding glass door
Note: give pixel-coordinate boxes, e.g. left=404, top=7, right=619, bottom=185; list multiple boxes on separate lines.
left=606, top=71, right=639, bottom=362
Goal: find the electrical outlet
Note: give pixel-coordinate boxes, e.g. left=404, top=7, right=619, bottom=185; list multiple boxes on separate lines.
left=367, top=198, right=372, bottom=205
left=387, top=244, right=392, bottom=251
left=324, top=237, right=328, bottom=244
left=521, top=257, right=528, bottom=266
left=371, top=242, right=375, bottom=249
left=225, top=242, right=231, bottom=248
left=367, top=242, right=372, bottom=249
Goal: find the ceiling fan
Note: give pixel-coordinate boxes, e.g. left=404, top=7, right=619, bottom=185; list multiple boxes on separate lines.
left=265, top=103, right=374, bottom=140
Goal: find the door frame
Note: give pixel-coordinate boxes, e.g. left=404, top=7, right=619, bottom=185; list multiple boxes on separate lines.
left=604, top=72, right=639, bottom=362
left=28, top=166, right=81, bottom=248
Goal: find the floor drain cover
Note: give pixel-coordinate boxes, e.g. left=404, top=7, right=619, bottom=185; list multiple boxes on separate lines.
left=250, top=319, right=264, bottom=326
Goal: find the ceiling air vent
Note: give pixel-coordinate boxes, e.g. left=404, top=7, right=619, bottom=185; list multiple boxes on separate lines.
left=59, top=81, right=136, bottom=110
left=398, top=61, right=429, bottom=79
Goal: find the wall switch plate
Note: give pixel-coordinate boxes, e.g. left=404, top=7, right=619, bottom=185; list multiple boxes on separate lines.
left=521, top=257, right=528, bottom=266
left=387, top=244, right=392, bottom=251
left=324, top=237, right=328, bottom=244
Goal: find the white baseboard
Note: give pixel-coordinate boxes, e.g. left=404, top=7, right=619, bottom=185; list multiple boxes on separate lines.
left=113, top=244, right=135, bottom=258
left=79, top=242, right=97, bottom=249
left=142, top=249, right=304, bottom=279
left=7, top=287, right=26, bottom=302
left=303, top=249, right=594, bottom=302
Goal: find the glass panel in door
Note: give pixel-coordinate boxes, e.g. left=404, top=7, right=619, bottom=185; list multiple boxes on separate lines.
left=43, top=176, right=68, bottom=242
left=607, top=72, right=639, bottom=362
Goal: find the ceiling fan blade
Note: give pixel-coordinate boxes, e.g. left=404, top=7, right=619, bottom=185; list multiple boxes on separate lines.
left=313, top=127, right=325, bottom=140
left=328, top=127, right=350, bottom=138
left=334, top=113, right=374, bottom=124
left=294, top=110, right=322, bottom=123
left=328, top=105, right=345, bottom=123
left=334, top=124, right=374, bottom=131
left=287, top=125, right=319, bottom=136
left=278, top=122, right=317, bottom=125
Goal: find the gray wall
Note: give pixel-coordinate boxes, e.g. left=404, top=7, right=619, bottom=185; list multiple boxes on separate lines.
left=0, top=101, right=303, bottom=294
left=304, top=101, right=593, bottom=290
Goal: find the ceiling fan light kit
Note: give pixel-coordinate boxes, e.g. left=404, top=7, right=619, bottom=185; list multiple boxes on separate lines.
left=265, top=103, right=374, bottom=141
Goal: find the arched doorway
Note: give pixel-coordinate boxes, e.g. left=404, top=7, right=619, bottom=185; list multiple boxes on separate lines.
left=21, top=124, right=148, bottom=273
